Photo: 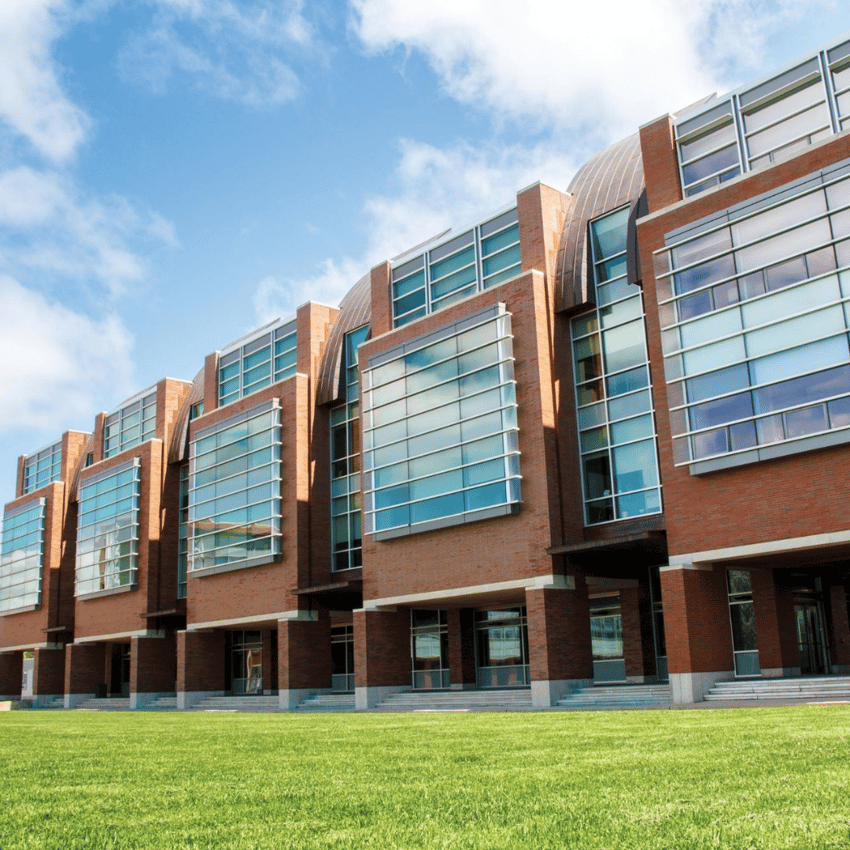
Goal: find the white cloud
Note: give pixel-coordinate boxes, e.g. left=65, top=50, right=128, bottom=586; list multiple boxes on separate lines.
left=117, top=0, right=314, bottom=106
left=0, top=166, right=176, bottom=300
left=0, top=275, right=134, bottom=432
left=0, top=0, right=89, bottom=161
left=350, top=0, right=841, bottom=144
left=253, top=138, right=578, bottom=323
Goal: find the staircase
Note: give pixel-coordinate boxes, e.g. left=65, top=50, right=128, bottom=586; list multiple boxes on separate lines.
left=74, top=697, right=131, bottom=711
left=143, top=694, right=178, bottom=711
left=375, top=688, right=533, bottom=711
left=558, top=683, right=672, bottom=710
left=704, top=676, right=850, bottom=702
left=296, top=693, right=356, bottom=712
left=190, top=694, right=281, bottom=712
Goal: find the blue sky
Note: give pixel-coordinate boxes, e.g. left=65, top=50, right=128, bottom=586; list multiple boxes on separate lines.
left=2, top=0, right=850, bottom=512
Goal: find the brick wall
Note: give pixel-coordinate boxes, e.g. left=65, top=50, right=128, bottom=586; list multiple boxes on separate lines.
left=131, top=634, right=177, bottom=694
left=526, top=582, right=593, bottom=681
left=177, top=630, right=226, bottom=692
left=354, top=608, right=410, bottom=689
left=278, top=613, right=332, bottom=690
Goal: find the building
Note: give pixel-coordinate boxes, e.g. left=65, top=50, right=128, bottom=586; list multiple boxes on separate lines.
left=2, top=34, right=850, bottom=709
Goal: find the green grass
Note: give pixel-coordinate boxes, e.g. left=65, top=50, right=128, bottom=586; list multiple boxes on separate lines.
left=1, top=707, right=849, bottom=849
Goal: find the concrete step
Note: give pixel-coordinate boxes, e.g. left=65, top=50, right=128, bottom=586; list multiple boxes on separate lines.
left=558, top=684, right=672, bottom=710
left=142, top=695, right=178, bottom=710
left=296, top=693, right=356, bottom=712
left=191, top=695, right=281, bottom=713
left=75, top=697, right=131, bottom=711
left=376, top=689, right=532, bottom=711
left=705, top=676, right=850, bottom=701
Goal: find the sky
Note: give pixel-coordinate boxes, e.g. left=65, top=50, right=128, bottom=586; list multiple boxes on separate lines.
left=1, top=0, right=850, bottom=513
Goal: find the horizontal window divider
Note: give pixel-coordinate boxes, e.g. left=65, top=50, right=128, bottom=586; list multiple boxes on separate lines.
left=682, top=159, right=741, bottom=192
left=742, top=99, right=828, bottom=139
left=364, top=425, right=521, bottom=476
left=189, top=553, right=280, bottom=576
left=663, top=293, right=850, bottom=361
left=190, top=462, right=281, bottom=494
left=364, top=381, right=516, bottom=439
left=191, top=522, right=280, bottom=545
left=369, top=450, right=521, bottom=494
left=577, top=383, right=655, bottom=409
left=189, top=497, right=282, bottom=523
left=679, top=136, right=739, bottom=167
left=741, top=72, right=825, bottom=116
left=579, top=431, right=658, bottom=454
left=676, top=113, right=735, bottom=145
left=365, top=371, right=516, bottom=421
left=583, top=483, right=660, bottom=504
left=430, top=260, right=477, bottom=282
left=367, top=492, right=523, bottom=533
left=746, top=124, right=833, bottom=165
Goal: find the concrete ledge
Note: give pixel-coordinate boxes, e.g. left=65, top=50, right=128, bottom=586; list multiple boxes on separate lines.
left=280, top=688, right=332, bottom=711
left=670, top=670, right=734, bottom=704
left=65, top=693, right=92, bottom=710
left=130, top=691, right=174, bottom=710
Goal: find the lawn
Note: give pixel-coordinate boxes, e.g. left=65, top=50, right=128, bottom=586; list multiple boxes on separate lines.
left=0, top=706, right=848, bottom=849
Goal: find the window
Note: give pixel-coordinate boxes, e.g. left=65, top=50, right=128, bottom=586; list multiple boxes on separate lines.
left=411, top=610, right=449, bottom=689
left=475, top=607, right=529, bottom=688
left=675, top=36, right=850, bottom=197
left=728, top=570, right=760, bottom=676
left=190, top=401, right=205, bottom=420
left=75, top=459, right=140, bottom=597
left=218, top=320, right=296, bottom=408
left=331, top=625, right=354, bottom=692
left=177, top=463, right=188, bottom=598
left=571, top=207, right=661, bottom=525
left=331, top=326, right=368, bottom=571
left=22, top=442, right=62, bottom=494
left=104, top=392, right=156, bottom=458
left=0, top=500, right=45, bottom=614
left=362, top=305, right=521, bottom=539
left=657, top=162, right=850, bottom=468
left=189, top=401, right=282, bottom=576
left=391, top=208, right=521, bottom=327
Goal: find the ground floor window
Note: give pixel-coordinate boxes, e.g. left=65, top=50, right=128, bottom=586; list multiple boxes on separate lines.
left=331, top=625, right=354, bottom=692
left=590, top=596, right=626, bottom=682
left=474, top=607, right=529, bottom=688
left=230, top=630, right=263, bottom=695
left=791, top=573, right=831, bottom=675
left=411, top=610, right=450, bottom=689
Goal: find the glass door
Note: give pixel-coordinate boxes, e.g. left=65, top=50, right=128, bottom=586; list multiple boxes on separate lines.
left=649, top=567, right=668, bottom=682
left=331, top=624, right=354, bottom=692
left=411, top=610, right=450, bottom=689
left=590, top=596, right=626, bottom=683
left=795, top=601, right=829, bottom=675
left=474, top=607, right=530, bottom=688
left=231, top=630, right=263, bottom=695
left=728, top=570, right=760, bottom=677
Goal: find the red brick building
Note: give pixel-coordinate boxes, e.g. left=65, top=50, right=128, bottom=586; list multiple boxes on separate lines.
left=2, top=35, right=850, bottom=708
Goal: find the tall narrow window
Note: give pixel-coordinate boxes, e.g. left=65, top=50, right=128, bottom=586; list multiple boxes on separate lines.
left=0, top=500, right=45, bottom=614
left=330, top=326, right=368, bottom=571
left=571, top=207, right=661, bottom=525
left=728, top=570, right=760, bottom=676
left=177, top=463, right=188, bottom=599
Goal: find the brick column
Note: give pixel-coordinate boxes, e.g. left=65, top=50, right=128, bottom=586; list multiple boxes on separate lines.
left=751, top=569, right=798, bottom=676
left=0, top=652, right=23, bottom=700
left=354, top=607, right=410, bottom=709
left=278, top=612, right=332, bottom=709
left=176, top=630, right=226, bottom=709
left=33, top=647, right=66, bottom=706
left=447, top=608, right=476, bottom=689
left=64, top=643, right=107, bottom=709
left=526, top=580, right=593, bottom=707
left=827, top=584, right=850, bottom=673
left=661, top=565, right=734, bottom=704
left=622, top=585, right=657, bottom=682
left=130, top=634, right=177, bottom=709
left=263, top=629, right=278, bottom=693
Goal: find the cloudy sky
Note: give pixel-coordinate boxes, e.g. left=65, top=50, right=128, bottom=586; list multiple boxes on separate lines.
left=1, top=0, right=849, bottom=511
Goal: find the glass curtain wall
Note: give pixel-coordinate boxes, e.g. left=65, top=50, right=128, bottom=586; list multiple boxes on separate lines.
left=22, top=442, right=62, bottom=494
left=657, top=164, right=850, bottom=468
left=189, top=402, right=282, bottom=575
left=330, top=326, right=368, bottom=571
left=362, top=306, right=521, bottom=539
left=571, top=207, right=662, bottom=524
left=475, top=607, right=529, bottom=688
left=0, top=500, right=45, bottom=613
left=104, top=393, right=156, bottom=458
left=75, top=460, right=140, bottom=596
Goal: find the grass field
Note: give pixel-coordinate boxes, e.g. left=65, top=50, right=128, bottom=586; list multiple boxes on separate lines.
left=0, top=706, right=849, bottom=849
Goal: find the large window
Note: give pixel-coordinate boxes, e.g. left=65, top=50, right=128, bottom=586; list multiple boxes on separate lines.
left=362, top=305, right=521, bottom=539
left=571, top=207, right=661, bottom=524
left=657, top=161, right=850, bottom=469
left=218, top=320, right=297, bottom=408
left=331, top=326, right=368, bottom=571
left=411, top=610, right=449, bottom=689
left=22, top=442, right=62, bottom=494
left=675, top=37, right=850, bottom=197
left=75, top=460, right=140, bottom=597
left=104, top=392, right=156, bottom=458
left=728, top=570, right=760, bottom=677
left=475, top=607, right=529, bottom=688
left=189, top=401, right=282, bottom=576
left=0, top=500, right=45, bottom=614
left=391, top=208, right=521, bottom=327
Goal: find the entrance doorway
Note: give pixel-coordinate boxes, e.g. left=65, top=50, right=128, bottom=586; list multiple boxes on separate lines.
left=331, top=625, right=354, bottom=692
left=474, top=607, right=529, bottom=688
left=411, top=610, right=450, bottom=689
left=795, top=601, right=829, bottom=675
left=231, top=630, right=263, bottom=695
left=110, top=644, right=131, bottom=697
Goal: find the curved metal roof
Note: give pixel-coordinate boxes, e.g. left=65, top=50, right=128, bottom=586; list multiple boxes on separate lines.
left=168, top=368, right=205, bottom=465
left=69, top=434, right=95, bottom=502
left=557, top=133, right=646, bottom=312
left=317, top=272, right=372, bottom=406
